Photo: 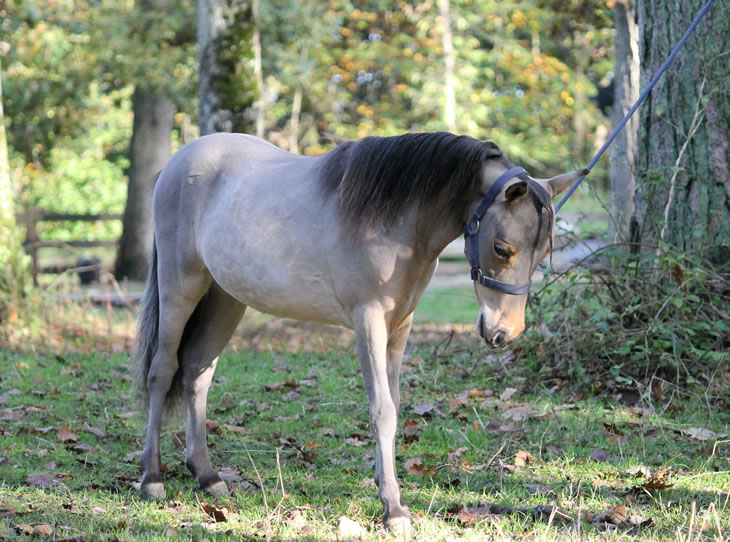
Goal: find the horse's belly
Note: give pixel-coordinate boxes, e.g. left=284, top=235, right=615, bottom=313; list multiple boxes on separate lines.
left=219, top=277, right=350, bottom=327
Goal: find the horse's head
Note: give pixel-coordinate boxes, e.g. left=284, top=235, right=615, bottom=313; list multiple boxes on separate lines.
left=465, top=161, right=586, bottom=348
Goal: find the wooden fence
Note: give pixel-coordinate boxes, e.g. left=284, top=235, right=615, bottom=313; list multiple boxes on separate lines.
left=18, top=209, right=121, bottom=285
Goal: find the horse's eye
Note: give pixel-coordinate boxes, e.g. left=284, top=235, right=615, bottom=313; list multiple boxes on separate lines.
left=493, top=242, right=512, bottom=260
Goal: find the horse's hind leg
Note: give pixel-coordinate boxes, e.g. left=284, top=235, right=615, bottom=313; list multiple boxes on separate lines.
left=140, top=270, right=211, bottom=501
left=179, top=283, right=246, bottom=495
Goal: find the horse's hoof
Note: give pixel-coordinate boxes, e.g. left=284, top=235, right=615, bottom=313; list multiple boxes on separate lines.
left=203, top=480, right=229, bottom=497
left=140, top=482, right=166, bottom=501
left=385, top=516, right=412, bottom=538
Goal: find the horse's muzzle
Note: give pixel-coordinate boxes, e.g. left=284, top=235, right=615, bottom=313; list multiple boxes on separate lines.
left=478, top=313, right=512, bottom=349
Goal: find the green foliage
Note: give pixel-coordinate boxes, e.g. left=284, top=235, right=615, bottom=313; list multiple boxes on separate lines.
left=523, top=242, right=729, bottom=400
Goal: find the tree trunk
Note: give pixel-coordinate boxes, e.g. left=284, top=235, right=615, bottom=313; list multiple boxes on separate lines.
left=198, top=0, right=257, bottom=135
left=608, top=0, right=640, bottom=242
left=0, top=56, right=29, bottom=297
left=115, top=88, right=174, bottom=281
left=635, top=0, right=729, bottom=253
left=438, top=0, right=456, bottom=133
left=252, top=0, right=265, bottom=138
left=289, top=85, right=302, bottom=154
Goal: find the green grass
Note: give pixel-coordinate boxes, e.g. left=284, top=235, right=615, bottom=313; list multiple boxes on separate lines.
left=1, top=336, right=728, bottom=541
left=414, top=286, right=476, bottom=324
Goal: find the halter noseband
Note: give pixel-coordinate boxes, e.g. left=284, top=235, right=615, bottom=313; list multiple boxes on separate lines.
left=464, top=166, right=548, bottom=295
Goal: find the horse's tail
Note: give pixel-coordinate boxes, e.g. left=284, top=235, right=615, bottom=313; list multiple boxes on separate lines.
left=133, top=237, right=160, bottom=407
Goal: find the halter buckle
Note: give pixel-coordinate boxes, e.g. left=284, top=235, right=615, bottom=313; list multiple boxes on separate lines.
left=465, top=218, right=480, bottom=236
left=470, top=267, right=482, bottom=281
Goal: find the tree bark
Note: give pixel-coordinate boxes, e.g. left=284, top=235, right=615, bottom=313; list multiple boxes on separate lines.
left=635, top=0, right=729, bottom=253
left=252, top=0, right=265, bottom=138
left=289, top=85, right=302, bottom=154
left=0, top=56, right=29, bottom=295
left=115, top=88, right=174, bottom=281
left=198, top=0, right=257, bottom=135
left=608, top=0, right=639, bottom=242
left=439, top=0, right=456, bottom=133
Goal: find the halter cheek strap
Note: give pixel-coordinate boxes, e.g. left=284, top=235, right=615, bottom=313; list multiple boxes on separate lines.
left=464, top=166, right=533, bottom=295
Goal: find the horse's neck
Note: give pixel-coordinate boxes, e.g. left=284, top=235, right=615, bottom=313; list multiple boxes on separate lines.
left=413, top=206, right=465, bottom=263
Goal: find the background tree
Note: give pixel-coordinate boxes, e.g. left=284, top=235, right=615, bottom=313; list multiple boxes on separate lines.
left=608, top=0, right=639, bottom=242
left=0, top=49, right=30, bottom=312
left=115, top=86, right=175, bottom=281
left=102, top=0, right=195, bottom=280
left=635, top=0, right=729, bottom=253
left=198, top=0, right=258, bottom=135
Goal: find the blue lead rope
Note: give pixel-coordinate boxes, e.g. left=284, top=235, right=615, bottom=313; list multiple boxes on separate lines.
left=554, top=0, right=717, bottom=213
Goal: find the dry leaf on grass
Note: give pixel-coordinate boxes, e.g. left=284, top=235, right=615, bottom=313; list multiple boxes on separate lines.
left=57, top=425, right=78, bottom=442
left=412, top=402, right=435, bottom=416
left=502, top=405, right=532, bottom=421
left=590, top=449, right=611, bottom=462
left=336, top=516, right=365, bottom=539
left=680, top=427, right=727, bottom=441
left=592, top=504, right=628, bottom=525
left=344, top=436, right=367, bottom=447
left=499, top=387, right=518, bottom=401
left=199, top=501, right=228, bottom=523
left=15, top=524, right=54, bottom=536
left=514, top=450, right=533, bottom=467
left=405, top=457, right=425, bottom=475
left=25, top=472, right=61, bottom=489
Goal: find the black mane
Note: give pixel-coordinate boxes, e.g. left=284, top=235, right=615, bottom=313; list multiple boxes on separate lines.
left=320, top=132, right=503, bottom=228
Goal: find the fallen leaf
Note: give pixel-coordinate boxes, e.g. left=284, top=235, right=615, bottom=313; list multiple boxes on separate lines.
left=592, top=504, right=628, bottom=525
left=499, top=387, right=517, bottom=401
left=629, top=513, right=651, bottom=526
left=680, top=427, right=726, bottom=441
left=286, top=509, right=307, bottom=530
left=0, top=408, right=25, bottom=421
left=0, top=389, right=21, bottom=404
left=221, top=423, right=249, bottom=435
left=448, top=447, right=469, bottom=464
left=337, top=516, right=365, bottom=539
left=403, top=419, right=424, bottom=443
left=344, top=436, right=367, bottom=447
left=57, top=425, right=78, bottom=442
left=405, top=457, right=426, bottom=475
left=164, top=527, right=177, bottom=537
left=412, top=403, right=435, bottom=416
left=124, top=451, right=142, bottom=463
left=199, top=501, right=228, bottom=523
left=25, top=472, right=60, bottom=489
left=0, top=506, right=17, bottom=517
left=446, top=503, right=493, bottom=525
left=263, top=382, right=284, bottom=392
left=514, top=450, right=533, bottom=467
left=502, top=405, right=532, bottom=421
left=15, top=524, right=35, bottom=535
left=73, top=443, right=100, bottom=453
left=590, top=449, right=611, bottom=462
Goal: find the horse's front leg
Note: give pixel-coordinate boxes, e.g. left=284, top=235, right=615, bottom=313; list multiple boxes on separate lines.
left=354, top=304, right=411, bottom=533
left=383, top=313, right=413, bottom=494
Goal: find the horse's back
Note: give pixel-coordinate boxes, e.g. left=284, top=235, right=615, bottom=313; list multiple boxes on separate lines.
left=153, top=133, right=352, bottom=324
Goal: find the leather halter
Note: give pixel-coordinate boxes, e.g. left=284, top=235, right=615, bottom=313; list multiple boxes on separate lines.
left=464, top=166, right=549, bottom=295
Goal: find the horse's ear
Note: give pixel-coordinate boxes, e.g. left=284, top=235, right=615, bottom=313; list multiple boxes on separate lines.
left=535, top=169, right=589, bottom=197
left=505, top=180, right=528, bottom=203
left=483, top=140, right=503, bottom=160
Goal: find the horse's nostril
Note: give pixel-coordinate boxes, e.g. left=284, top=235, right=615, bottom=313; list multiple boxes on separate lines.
left=478, top=314, right=485, bottom=339
left=492, top=330, right=506, bottom=348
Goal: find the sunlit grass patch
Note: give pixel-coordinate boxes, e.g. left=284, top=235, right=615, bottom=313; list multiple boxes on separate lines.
left=0, top=335, right=728, bottom=540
